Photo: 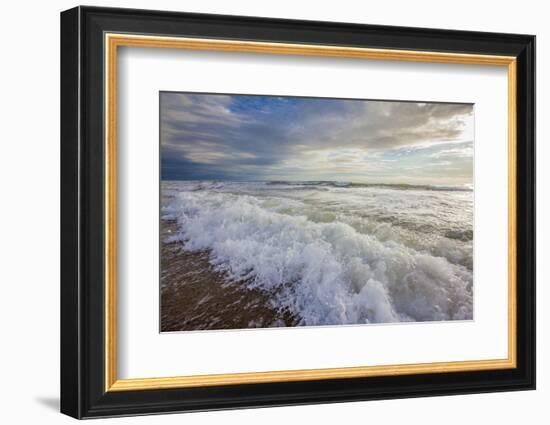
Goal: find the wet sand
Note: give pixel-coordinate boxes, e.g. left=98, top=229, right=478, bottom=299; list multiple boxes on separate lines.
left=160, top=219, right=298, bottom=332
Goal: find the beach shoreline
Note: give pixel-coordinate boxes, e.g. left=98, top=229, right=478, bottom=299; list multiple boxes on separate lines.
left=160, top=219, right=298, bottom=332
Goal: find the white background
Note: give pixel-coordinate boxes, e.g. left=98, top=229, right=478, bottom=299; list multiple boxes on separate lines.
left=118, top=48, right=508, bottom=378
left=0, top=0, right=546, bottom=424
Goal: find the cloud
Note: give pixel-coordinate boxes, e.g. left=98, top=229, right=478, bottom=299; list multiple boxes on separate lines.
left=429, top=146, right=474, bottom=159
left=160, top=92, right=473, bottom=184
left=290, top=101, right=473, bottom=152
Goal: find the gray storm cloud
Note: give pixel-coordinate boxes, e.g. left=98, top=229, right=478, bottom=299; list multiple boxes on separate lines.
left=160, top=92, right=474, bottom=184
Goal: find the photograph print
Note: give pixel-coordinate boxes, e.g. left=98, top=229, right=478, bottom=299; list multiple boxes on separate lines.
left=160, top=92, right=474, bottom=332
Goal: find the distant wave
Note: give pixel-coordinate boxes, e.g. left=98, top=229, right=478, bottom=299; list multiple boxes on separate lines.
left=164, top=179, right=473, bottom=192
left=266, top=180, right=473, bottom=192
left=164, top=185, right=473, bottom=326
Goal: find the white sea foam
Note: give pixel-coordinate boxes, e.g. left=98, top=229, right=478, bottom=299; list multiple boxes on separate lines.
left=163, top=181, right=473, bottom=326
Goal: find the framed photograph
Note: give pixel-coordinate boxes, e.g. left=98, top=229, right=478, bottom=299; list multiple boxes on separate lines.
left=60, top=6, right=535, bottom=419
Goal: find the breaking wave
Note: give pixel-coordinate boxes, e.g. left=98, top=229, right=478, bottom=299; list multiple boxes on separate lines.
left=163, top=181, right=473, bottom=326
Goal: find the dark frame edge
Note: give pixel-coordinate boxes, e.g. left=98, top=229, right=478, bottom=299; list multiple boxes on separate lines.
left=61, top=6, right=83, bottom=420
left=516, top=34, right=536, bottom=391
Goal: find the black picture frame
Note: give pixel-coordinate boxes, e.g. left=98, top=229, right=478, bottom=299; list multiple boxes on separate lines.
left=61, top=5, right=535, bottom=419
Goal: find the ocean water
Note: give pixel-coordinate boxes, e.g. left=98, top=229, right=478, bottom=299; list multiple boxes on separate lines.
left=161, top=180, right=473, bottom=326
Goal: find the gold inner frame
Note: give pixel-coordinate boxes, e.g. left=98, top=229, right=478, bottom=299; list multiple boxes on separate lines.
left=104, top=33, right=517, bottom=392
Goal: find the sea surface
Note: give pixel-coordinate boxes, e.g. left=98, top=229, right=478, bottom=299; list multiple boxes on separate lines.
left=161, top=180, right=473, bottom=326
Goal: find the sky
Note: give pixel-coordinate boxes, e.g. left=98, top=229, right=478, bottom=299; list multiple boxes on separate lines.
left=160, top=92, right=474, bottom=185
